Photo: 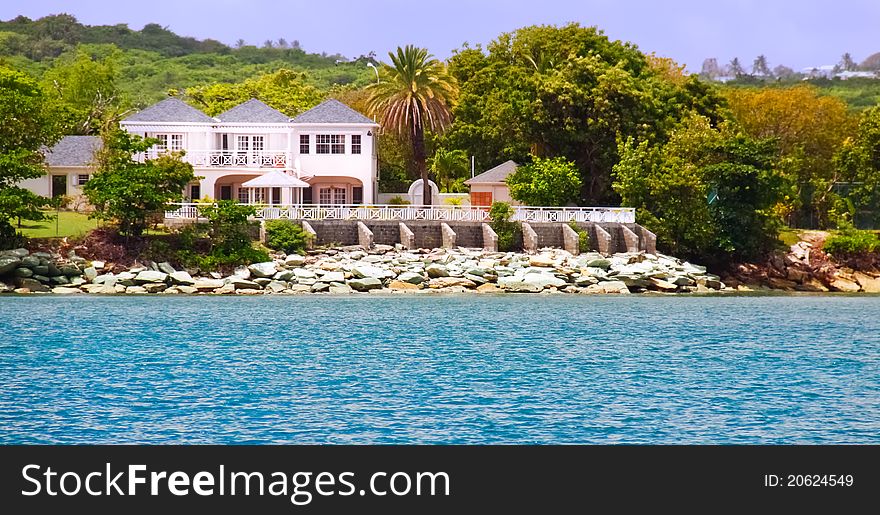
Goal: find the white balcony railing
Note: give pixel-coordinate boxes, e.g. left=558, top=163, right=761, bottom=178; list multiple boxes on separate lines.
left=164, top=203, right=636, bottom=224
left=140, top=150, right=289, bottom=168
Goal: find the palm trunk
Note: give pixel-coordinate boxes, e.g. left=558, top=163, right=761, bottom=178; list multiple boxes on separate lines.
left=412, top=123, right=430, bottom=206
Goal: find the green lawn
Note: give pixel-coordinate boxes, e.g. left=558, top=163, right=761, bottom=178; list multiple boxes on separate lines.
left=17, top=211, right=100, bottom=239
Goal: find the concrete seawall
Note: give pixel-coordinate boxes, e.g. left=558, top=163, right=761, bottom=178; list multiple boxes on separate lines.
left=299, top=220, right=655, bottom=254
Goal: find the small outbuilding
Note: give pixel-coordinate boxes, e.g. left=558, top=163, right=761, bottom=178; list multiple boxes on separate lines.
left=464, top=160, right=519, bottom=206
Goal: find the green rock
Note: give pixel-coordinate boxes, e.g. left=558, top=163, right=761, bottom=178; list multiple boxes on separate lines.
left=0, top=256, right=21, bottom=274
left=60, top=265, right=82, bottom=276
left=425, top=264, right=449, bottom=278
left=585, top=258, right=612, bottom=269
left=20, top=255, right=40, bottom=268
left=32, top=265, right=49, bottom=276
left=14, top=267, right=33, bottom=278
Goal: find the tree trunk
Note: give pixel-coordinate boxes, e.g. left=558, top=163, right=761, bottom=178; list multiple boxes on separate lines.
left=411, top=123, right=430, bottom=206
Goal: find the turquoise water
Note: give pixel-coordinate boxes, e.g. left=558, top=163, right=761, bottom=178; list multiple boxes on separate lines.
left=1, top=295, right=878, bottom=444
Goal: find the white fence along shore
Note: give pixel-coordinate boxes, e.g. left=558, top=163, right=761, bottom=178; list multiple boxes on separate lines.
left=164, top=203, right=636, bottom=224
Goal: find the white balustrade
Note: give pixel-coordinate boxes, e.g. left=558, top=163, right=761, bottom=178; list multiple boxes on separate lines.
left=140, top=150, right=289, bottom=168
left=164, top=203, right=636, bottom=224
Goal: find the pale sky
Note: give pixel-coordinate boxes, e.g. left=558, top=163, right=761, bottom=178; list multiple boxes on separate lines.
left=2, top=0, right=879, bottom=71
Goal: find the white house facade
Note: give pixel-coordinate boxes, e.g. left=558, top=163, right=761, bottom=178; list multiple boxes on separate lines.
left=122, top=97, right=379, bottom=205
left=31, top=97, right=379, bottom=206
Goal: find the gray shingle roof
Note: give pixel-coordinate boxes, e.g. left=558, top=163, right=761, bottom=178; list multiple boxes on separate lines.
left=465, top=160, right=519, bottom=185
left=124, top=98, right=214, bottom=123
left=216, top=98, right=291, bottom=123
left=44, top=136, right=102, bottom=167
left=291, top=99, right=376, bottom=124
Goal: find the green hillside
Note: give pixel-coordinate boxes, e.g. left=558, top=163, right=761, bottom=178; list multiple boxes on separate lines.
left=0, top=13, right=375, bottom=107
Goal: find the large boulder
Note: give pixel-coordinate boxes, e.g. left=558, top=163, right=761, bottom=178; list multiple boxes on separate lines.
left=319, top=271, right=345, bottom=283
left=20, top=255, right=40, bottom=268
left=829, top=276, right=861, bottom=293
left=0, top=256, right=21, bottom=275
left=285, top=254, right=306, bottom=267
left=529, top=255, right=556, bottom=267
left=388, top=280, right=420, bottom=291
left=169, top=271, right=196, bottom=286
left=854, top=272, right=880, bottom=293
left=497, top=276, right=543, bottom=293
left=600, top=280, right=631, bottom=294
left=13, top=267, right=33, bottom=278
left=328, top=284, right=353, bottom=294
left=425, top=264, right=449, bottom=278
left=143, top=283, right=168, bottom=293
left=51, top=287, right=82, bottom=294
left=16, top=278, right=50, bottom=292
left=352, top=264, right=392, bottom=279
left=397, top=271, right=425, bottom=284
left=293, top=268, right=317, bottom=279
left=227, top=277, right=261, bottom=290
left=158, top=262, right=176, bottom=274
left=348, top=277, right=383, bottom=291
left=428, top=277, right=477, bottom=289
left=248, top=262, right=278, bottom=278
left=193, top=278, right=225, bottom=291
left=134, top=270, right=168, bottom=284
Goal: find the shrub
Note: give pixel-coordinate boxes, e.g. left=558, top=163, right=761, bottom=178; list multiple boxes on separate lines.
left=445, top=196, right=463, bottom=206
left=568, top=221, right=591, bottom=252
left=824, top=228, right=880, bottom=256
left=489, top=201, right=521, bottom=251
left=265, top=220, right=312, bottom=255
left=387, top=195, right=410, bottom=205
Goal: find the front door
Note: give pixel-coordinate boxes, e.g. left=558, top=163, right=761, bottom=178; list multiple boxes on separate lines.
left=220, top=185, right=232, bottom=201
left=190, top=184, right=201, bottom=201
left=51, top=175, right=67, bottom=198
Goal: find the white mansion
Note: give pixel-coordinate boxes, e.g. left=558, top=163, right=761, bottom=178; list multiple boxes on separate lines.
left=27, top=97, right=379, bottom=205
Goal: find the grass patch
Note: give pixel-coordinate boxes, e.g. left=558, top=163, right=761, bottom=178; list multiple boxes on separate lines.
left=777, top=228, right=802, bottom=247
left=17, top=211, right=100, bottom=239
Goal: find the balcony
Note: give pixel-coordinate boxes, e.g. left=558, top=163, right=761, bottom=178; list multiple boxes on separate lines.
left=141, top=149, right=290, bottom=168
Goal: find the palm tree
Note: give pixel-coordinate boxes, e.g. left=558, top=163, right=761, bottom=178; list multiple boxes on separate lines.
left=430, top=148, right=469, bottom=193
left=366, top=45, right=457, bottom=205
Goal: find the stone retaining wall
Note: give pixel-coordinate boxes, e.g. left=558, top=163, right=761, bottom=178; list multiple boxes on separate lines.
left=301, top=220, right=655, bottom=252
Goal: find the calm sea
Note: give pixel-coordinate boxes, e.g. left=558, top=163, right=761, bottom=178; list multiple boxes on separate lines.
left=1, top=294, right=878, bottom=444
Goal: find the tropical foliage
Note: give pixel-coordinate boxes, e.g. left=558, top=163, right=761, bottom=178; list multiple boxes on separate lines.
left=265, top=220, right=312, bottom=255
left=444, top=24, right=725, bottom=205
left=507, top=156, right=582, bottom=206
left=366, top=45, right=457, bottom=204
left=725, top=85, right=854, bottom=227
left=0, top=65, right=57, bottom=246
left=429, top=148, right=469, bottom=193
left=613, top=116, right=784, bottom=262
left=83, top=130, right=195, bottom=237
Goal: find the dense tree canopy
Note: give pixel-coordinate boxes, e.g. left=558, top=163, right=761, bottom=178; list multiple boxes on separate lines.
left=614, top=116, right=784, bottom=262
left=0, top=65, right=57, bottom=243
left=725, top=85, right=854, bottom=227
left=507, top=156, right=582, bottom=206
left=834, top=106, right=880, bottom=226
left=443, top=23, right=725, bottom=205
left=41, top=47, right=124, bottom=134
left=186, top=69, right=323, bottom=116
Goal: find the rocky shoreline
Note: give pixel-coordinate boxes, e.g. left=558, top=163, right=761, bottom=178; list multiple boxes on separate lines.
left=0, top=244, right=739, bottom=296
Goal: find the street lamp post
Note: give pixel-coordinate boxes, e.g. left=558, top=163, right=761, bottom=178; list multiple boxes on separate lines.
left=366, top=62, right=379, bottom=84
